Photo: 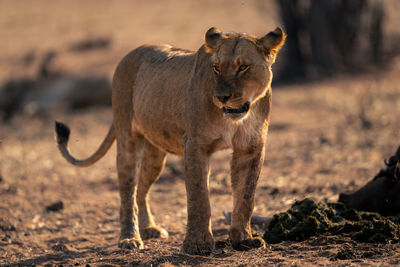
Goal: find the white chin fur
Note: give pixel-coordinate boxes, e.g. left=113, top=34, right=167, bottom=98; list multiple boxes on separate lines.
left=224, top=111, right=250, bottom=122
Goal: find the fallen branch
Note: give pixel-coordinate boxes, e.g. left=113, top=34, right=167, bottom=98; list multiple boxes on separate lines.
left=223, top=211, right=272, bottom=227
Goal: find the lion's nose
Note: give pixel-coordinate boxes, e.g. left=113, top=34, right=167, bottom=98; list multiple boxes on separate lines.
left=216, top=95, right=232, bottom=104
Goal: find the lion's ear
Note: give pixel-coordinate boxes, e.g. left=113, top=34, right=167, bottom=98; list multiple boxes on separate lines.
left=258, top=27, right=286, bottom=56
left=205, top=27, right=223, bottom=50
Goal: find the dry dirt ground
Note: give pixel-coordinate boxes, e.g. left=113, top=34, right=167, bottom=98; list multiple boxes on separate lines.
left=1, top=1, right=400, bottom=266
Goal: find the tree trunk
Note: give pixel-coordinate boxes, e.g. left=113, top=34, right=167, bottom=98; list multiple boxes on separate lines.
left=276, top=0, right=385, bottom=81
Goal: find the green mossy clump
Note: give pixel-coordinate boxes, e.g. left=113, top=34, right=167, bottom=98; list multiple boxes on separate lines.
left=264, top=198, right=400, bottom=243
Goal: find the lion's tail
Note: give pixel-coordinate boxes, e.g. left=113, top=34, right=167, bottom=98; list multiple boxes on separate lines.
left=55, top=121, right=115, bottom=167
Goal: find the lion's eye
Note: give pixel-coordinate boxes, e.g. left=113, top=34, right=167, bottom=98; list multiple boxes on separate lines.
left=213, top=64, right=220, bottom=74
left=238, top=65, right=249, bottom=73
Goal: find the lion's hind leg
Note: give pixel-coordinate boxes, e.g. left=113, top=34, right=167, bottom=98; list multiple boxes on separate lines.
left=137, top=139, right=169, bottom=240
left=117, top=132, right=144, bottom=249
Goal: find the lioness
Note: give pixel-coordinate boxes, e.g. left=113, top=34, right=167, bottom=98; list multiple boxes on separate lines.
left=55, top=27, right=285, bottom=255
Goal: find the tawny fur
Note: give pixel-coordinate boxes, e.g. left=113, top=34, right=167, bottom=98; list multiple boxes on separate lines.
left=55, top=27, right=286, bottom=255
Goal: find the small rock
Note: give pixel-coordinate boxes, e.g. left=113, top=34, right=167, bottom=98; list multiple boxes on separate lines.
left=46, top=201, right=64, bottom=212
left=334, top=247, right=357, bottom=260
left=0, top=218, right=16, bottom=232
left=269, top=187, right=279, bottom=196
left=51, top=243, right=68, bottom=252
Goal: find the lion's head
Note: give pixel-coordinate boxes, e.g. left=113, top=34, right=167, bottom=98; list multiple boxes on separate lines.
left=205, top=27, right=286, bottom=120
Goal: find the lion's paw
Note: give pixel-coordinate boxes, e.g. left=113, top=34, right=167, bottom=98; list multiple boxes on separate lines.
left=231, top=236, right=266, bottom=251
left=140, top=226, right=169, bottom=240
left=118, top=237, right=144, bottom=249
left=181, top=232, right=214, bottom=255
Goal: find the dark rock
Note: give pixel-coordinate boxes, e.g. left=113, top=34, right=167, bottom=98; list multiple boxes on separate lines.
left=46, top=201, right=64, bottom=212
left=0, top=75, right=111, bottom=121
left=0, top=78, right=35, bottom=121
left=334, top=247, right=357, bottom=260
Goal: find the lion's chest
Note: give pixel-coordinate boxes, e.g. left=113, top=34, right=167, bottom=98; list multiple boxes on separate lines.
left=204, top=128, right=236, bottom=154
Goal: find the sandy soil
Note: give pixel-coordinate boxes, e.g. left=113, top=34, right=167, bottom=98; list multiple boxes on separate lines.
left=1, top=1, right=400, bottom=266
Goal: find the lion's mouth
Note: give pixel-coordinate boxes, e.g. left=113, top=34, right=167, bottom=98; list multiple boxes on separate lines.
left=222, top=102, right=250, bottom=114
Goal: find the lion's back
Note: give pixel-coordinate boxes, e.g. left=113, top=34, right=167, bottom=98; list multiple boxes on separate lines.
left=111, top=44, right=196, bottom=153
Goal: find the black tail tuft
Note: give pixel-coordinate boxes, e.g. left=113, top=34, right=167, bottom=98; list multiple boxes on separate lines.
left=55, top=121, right=71, bottom=145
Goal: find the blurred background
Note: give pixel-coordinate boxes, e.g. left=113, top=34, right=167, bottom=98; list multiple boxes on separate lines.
left=1, top=0, right=400, bottom=119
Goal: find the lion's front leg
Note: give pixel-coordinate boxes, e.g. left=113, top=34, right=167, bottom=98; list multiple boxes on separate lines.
left=229, top=145, right=266, bottom=250
left=181, top=138, right=214, bottom=255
